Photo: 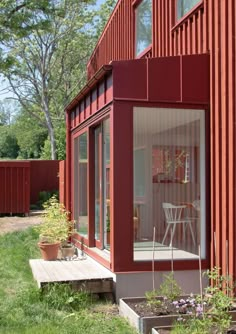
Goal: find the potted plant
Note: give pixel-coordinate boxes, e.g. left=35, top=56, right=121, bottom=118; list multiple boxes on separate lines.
left=36, top=195, right=74, bottom=261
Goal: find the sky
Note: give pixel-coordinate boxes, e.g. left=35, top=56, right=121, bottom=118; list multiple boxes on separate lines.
left=0, top=0, right=107, bottom=102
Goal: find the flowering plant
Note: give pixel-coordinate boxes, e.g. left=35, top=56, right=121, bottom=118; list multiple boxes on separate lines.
left=171, top=267, right=234, bottom=333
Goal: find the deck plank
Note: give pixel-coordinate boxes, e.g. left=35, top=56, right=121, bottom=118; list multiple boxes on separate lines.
left=29, top=257, right=114, bottom=293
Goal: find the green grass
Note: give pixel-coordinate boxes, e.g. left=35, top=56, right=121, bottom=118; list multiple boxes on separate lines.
left=0, top=228, right=137, bottom=334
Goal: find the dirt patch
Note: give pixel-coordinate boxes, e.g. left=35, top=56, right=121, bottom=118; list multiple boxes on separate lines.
left=0, top=211, right=43, bottom=235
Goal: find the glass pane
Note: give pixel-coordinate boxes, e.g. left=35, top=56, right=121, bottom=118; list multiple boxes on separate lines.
left=103, top=119, right=111, bottom=249
left=177, top=0, right=200, bottom=20
left=73, top=137, right=79, bottom=225
left=95, top=126, right=101, bottom=241
left=135, top=0, right=152, bottom=56
left=133, top=107, right=205, bottom=261
left=78, top=132, right=88, bottom=237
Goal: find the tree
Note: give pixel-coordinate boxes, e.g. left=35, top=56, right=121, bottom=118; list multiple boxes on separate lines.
left=0, top=0, right=54, bottom=71
left=95, top=0, right=117, bottom=39
left=0, top=0, right=118, bottom=160
left=0, top=126, right=19, bottom=158
left=13, top=110, right=47, bottom=159
left=0, top=99, right=19, bottom=125
left=2, top=1, right=97, bottom=159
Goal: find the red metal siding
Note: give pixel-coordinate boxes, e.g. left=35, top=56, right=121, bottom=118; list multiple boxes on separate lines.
left=87, top=1, right=205, bottom=77
left=0, top=161, right=30, bottom=214
left=87, top=0, right=134, bottom=79
left=86, top=0, right=236, bottom=279
left=59, top=160, right=66, bottom=207
left=206, top=0, right=236, bottom=278
left=30, top=160, right=60, bottom=204
left=67, top=72, right=113, bottom=132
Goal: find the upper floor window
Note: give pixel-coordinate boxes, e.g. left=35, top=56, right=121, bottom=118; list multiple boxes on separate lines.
left=135, top=0, right=152, bottom=57
left=177, top=0, right=201, bottom=20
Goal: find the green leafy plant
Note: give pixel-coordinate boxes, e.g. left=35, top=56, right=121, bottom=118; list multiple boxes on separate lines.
left=35, top=195, right=74, bottom=244
left=145, top=289, right=162, bottom=307
left=36, top=190, right=59, bottom=209
left=159, top=272, right=182, bottom=301
left=145, top=273, right=182, bottom=308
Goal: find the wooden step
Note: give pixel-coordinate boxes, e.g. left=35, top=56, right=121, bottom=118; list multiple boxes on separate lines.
left=29, top=257, right=114, bottom=295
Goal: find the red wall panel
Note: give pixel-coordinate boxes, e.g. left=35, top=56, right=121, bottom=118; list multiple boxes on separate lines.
left=0, top=161, right=30, bottom=214
left=30, top=160, right=59, bottom=204
left=59, top=160, right=66, bottom=207
left=148, top=56, right=181, bottom=101
left=112, top=59, right=147, bottom=100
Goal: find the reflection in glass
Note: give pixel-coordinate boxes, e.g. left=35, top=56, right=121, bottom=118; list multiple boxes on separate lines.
left=135, top=0, right=152, bottom=56
left=94, top=119, right=111, bottom=249
left=103, top=119, right=111, bottom=249
left=177, top=0, right=200, bottom=20
left=78, top=132, right=88, bottom=237
left=94, top=126, right=101, bottom=241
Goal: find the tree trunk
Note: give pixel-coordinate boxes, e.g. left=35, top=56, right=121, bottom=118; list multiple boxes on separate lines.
left=48, top=125, right=57, bottom=160
left=42, top=91, right=57, bottom=160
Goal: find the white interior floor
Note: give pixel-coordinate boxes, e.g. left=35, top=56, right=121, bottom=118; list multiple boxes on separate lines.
left=133, top=241, right=199, bottom=261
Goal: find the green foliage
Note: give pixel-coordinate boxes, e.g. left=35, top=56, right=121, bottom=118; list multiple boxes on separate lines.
left=145, top=289, right=161, bottom=307
left=0, top=0, right=118, bottom=160
left=42, top=284, right=93, bottom=312
left=95, top=0, right=117, bottom=38
left=0, top=125, right=19, bottom=158
left=35, top=195, right=74, bottom=243
left=40, top=137, right=51, bottom=160
left=37, top=190, right=59, bottom=209
left=171, top=267, right=234, bottom=333
left=145, top=273, right=181, bottom=308
left=40, top=123, right=66, bottom=160
left=0, top=228, right=137, bottom=334
left=13, top=110, right=47, bottom=159
left=1, top=0, right=99, bottom=159
left=171, top=317, right=214, bottom=334
left=159, top=272, right=182, bottom=301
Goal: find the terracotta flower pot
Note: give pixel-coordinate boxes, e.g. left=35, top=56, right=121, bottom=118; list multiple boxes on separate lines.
left=38, top=242, right=61, bottom=261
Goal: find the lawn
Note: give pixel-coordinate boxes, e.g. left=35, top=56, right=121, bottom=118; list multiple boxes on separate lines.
left=0, top=228, right=137, bottom=334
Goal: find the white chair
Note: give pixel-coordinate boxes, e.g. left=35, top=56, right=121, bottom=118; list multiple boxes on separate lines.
left=162, top=202, right=196, bottom=247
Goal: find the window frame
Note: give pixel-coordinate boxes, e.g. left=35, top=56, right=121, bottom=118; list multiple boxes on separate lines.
left=134, top=0, right=152, bottom=58
left=72, top=129, right=89, bottom=239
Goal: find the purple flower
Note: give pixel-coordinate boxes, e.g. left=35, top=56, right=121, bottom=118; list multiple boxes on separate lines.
left=196, top=304, right=203, bottom=316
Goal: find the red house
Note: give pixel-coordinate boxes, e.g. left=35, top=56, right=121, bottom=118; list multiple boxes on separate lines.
left=65, top=0, right=236, bottom=299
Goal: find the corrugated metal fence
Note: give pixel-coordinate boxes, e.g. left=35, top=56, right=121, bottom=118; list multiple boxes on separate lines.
left=0, top=161, right=30, bottom=215
left=0, top=160, right=60, bottom=215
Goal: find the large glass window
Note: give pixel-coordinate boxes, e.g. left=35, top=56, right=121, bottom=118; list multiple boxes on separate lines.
left=133, top=107, right=206, bottom=261
left=135, top=0, right=152, bottom=56
left=94, top=119, right=111, bottom=250
left=74, top=132, right=88, bottom=237
left=177, top=0, right=201, bottom=20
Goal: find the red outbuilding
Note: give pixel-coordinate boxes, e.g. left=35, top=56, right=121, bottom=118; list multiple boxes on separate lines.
left=65, top=0, right=236, bottom=299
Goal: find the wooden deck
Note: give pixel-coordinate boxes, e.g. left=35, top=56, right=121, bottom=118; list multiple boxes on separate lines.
left=29, top=257, right=114, bottom=294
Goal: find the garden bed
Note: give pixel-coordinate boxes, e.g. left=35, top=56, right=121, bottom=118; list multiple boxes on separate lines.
left=120, top=297, right=190, bottom=334
left=119, top=296, right=236, bottom=334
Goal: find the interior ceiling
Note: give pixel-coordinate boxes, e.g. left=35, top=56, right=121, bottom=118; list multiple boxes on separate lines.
left=133, top=107, right=203, bottom=135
